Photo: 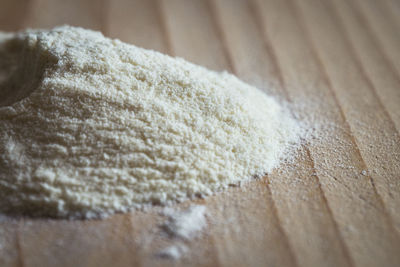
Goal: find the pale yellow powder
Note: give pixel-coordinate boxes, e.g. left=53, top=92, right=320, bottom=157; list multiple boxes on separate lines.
left=0, top=26, right=302, bottom=218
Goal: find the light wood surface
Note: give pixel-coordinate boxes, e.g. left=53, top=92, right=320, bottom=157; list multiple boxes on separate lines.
left=1, top=0, right=400, bottom=266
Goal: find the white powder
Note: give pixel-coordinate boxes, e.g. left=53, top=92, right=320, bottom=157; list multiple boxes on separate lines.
left=0, top=26, right=302, bottom=218
left=156, top=206, right=206, bottom=260
left=156, top=245, right=187, bottom=260
left=161, top=205, right=207, bottom=240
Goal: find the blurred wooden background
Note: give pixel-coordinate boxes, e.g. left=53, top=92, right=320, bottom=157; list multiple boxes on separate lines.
left=1, top=0, right=400, bottom=266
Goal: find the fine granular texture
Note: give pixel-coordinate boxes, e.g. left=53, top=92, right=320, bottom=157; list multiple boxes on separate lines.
left=0, top=26, right=302, bottom=218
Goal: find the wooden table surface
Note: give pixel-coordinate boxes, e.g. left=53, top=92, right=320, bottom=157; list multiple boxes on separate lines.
left=1, top=0, right=400, bottom=266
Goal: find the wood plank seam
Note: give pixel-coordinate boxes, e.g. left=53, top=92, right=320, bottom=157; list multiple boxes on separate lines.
left=289, top=0, right=400, bottom=240
left=247, top=1, right=355, bottom=265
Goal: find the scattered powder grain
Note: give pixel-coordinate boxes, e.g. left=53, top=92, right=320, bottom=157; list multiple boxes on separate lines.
left=161, top=205, right=207, bottom=240
left=156, top=205, right=206, bottom=260
left=0, top=26, right=302, bottom=218
left=156, top=244, right=187, bottom=260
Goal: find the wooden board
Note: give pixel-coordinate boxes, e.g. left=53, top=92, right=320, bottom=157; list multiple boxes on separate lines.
left=1, top=0, right=400, bottom=266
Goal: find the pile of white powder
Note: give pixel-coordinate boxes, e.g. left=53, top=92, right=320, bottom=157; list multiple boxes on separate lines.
left=0, top=26, right=302, bottom=218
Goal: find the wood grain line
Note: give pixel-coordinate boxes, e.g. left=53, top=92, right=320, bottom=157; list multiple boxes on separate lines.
left=287, top=0, right=361, bottom=172
left=155, top=0, right=174, bottom=56
left=101, top=0, right=110, bottom=36
left=125, top=216, right=138, bottom=267
left=264, top=180, right=300, bottom=267
left=329, top=0, right=400, bottom=133
left=248, top=1, right=354, bottom=265
left=14, top=1, right=33, bottom=265
left=206, top=0, right=236, bottom=74
left=347, top=0, right=400, bottom=87
left=15, top=222, right=25, bottom=267
left=326, top=0, right=400, bottom=140
left=288, top=0, right=400, bottom=237
left=352, top=0, right=400, bottom=77
left=383, top=0, right=400, bottom=30
left=247, top=0, right=288, bottom=100
left=380, top=0, right=400, bottom=36
left=304, top=146, right=356, bottom=267
left=207, top=1, right=300, bottom=265
left=19, top=0, right=37, bottom=29
left=207, top=1, right=299, bottom=266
